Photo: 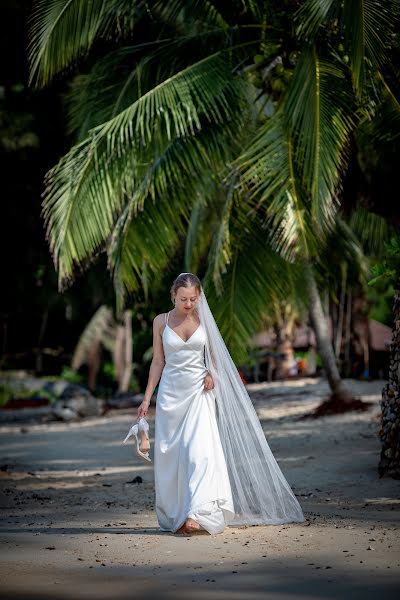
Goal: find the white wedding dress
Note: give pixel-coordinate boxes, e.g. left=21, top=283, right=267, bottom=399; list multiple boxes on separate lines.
left=154, top=311, right=235, bottom=534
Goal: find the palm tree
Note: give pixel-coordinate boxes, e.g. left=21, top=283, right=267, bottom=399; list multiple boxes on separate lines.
left=379, top=270, right=400, bottom=478
left=369, top=236, right=400, bottom=477
left=71, top=305, right=134, bottom=392
left=28, top=1, right=399, bottom=401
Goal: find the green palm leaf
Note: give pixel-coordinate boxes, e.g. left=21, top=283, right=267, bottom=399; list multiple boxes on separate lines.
left=342, top=0, right=399, bottom=93
left=107, top=197, right=185, bottom=313
left=236, top=110, right=319, bottom=261
left=284, top=45, right=355, bottom=228
left=66, top=46, right=147, bottom=139
left=184, top=199, right=214, bottom=277
left=153, top=0, right=229, bottom=29
left=28, top=0, right=139, bottom=87
left=42, top=52, right=247, bottom=289
left=71, top=305, right=116, bottom=370
left=66, top=24, right=244, bottom=139
left=203, top=216, right=303, bottom=363
left=108, top=121, right=245, bottom=309
left=295, top=0, right=400, bottom=95
left=315, top=214, right=369, bottom=289
left=348, top=207, right=396, bottom=257
left=294, top=0, right=338, bottom=39
left=204, top=182, right=236, bottom=295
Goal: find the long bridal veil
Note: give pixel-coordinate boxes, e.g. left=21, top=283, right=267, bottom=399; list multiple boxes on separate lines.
left=194, top=279, right=304, bottom=526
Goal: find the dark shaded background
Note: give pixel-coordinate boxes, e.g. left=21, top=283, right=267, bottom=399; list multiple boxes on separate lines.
left=1, top=1, right=129, bottom=382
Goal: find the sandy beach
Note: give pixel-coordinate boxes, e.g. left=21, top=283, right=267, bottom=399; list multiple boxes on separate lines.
left=0, top=377, right=399, bottom=599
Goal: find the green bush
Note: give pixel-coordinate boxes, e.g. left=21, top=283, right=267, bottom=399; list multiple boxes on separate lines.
left=0, top=384, right=13, bottom=407
left=60, top=366, right=84, bottom=384
left=0, top=383, right=58, bottom=406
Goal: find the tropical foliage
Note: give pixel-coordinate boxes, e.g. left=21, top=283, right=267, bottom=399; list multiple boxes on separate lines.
left=28, top=0, right=400, bottom=363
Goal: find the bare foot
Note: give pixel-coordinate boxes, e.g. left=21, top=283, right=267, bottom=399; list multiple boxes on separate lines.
left=175, top=518, right=202, bottom=535
left=175, top=524, right=188, bottom=535
left=184, top=518, right=201, bottom=532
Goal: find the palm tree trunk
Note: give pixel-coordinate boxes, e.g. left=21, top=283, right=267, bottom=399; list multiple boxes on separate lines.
left=120, top=310, right=133, bottom=393
left=344, top=290, right=352, bottom=377
left=274, top=322, right=295, bottom=379
left=35, top=307, right=49, bottom=374
left=113, top=324, right=125, bottom=389
left=304, top=263, right=354, bottom=402
left=87, top=341, right=102, bottom=392
left=379, top=275, right=400, bottom=478
left=334, top=265, right=347, bottom=357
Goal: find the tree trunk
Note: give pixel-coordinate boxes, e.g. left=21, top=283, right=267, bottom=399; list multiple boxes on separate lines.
left=113, top=324, right=125, bottom=389
left=304, top=263, right=354, bottom=403
left=379, top=275, right=400, bottom=478
left=334, top=265, right=347, bottom=358
left=87, top=341, right=102, bottom=392
left=35, top=307, right=49, bottom=374
left=343, top=290, right=352, bottom=378
left=352, top=295, right=370, bottom=379
left=274, top=324, right=294, bottom=379
left=120, top=310, right=133, bottom=393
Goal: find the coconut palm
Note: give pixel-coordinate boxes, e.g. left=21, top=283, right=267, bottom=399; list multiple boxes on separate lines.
left=371, top=241, right=400, bottom=478
left=71, top=305, right=134, bottom=392
left=28, top=1, right=399, bottom=400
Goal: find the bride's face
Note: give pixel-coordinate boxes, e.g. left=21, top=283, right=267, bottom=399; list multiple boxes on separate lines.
left=174, top=286, right=200, bottom=314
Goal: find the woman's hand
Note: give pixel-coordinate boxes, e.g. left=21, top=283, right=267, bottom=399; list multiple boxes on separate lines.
left=137, top=399, right=150, bottom=419
left=203, top=373, right=214, bottom=391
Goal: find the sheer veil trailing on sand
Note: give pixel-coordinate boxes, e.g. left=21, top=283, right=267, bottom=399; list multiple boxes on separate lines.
left=186, top=274, right=305, bottom=525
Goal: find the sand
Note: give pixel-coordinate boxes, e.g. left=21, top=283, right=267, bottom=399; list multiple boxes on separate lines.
left=0, top=377, right=399, bottom=599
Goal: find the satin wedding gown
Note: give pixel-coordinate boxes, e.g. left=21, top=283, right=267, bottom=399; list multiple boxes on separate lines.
left=154, top=311, right=235, bottom=534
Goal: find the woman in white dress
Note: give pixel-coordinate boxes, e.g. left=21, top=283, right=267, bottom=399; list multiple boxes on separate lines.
left=137, top=272, right=305, bottom=535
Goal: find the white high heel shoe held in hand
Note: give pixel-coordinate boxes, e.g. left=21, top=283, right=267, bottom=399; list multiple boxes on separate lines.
left=123, top=417, right=151, bottom=462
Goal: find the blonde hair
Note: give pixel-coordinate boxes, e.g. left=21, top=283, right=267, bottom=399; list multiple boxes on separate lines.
left=170, top=272, right=201, bottom=303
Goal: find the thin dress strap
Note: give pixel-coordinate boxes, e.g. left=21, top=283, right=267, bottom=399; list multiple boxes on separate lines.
left=165, top=311, right=170, bottom=325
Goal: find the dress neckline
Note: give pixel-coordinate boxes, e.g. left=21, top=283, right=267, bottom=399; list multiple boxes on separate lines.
left=164, top=323, right=201, bottom=344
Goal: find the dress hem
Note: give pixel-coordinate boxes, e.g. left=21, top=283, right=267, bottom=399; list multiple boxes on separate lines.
left=158, top=496, right=235, bottom=534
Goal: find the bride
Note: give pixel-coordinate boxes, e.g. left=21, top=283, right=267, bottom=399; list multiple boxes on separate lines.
left=136, top=272, right=304, bottom=535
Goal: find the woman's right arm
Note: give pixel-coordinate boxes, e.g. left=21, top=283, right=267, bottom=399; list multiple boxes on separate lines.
left=137, top=315, right=166, bottom=418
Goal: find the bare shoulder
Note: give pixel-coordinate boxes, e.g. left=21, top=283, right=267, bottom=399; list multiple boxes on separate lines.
left=153, top=313, right=168, bottom=331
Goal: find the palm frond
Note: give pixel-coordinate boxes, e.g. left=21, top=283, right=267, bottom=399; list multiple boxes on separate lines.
left=357, top=87, right=400, bottom=148
left=107, top=197, right=185, bottom=314
left=348, top=206, right=396, bottom=257
left=28, top=0, right=140, bottom=87
left=341, top=0, right=400, bottom=94
left=236, top=110, right=319, bottom=261
left=106, top=119, right=246, bottom=310
left=184, top=199, right=213, bottom=276
left=294, top=0, right=400, bottom=97
left=237, top=1, right=264, bottom=21
left=284, top=45, right=355, bottom=228
left=66, top=25, right=244, bottom=140
left=377, top=71, right=400, bottom=118
left=294, top=0, right=338, bottom=39
left=202, top=217, right=302, bottom=364
left=98, top=50, right=248, bottom=151
left=66, top=46, right=147, bottom=139
left=153, top=0, right=229, bottom=29
left=71, top=305, right=116, bottom=370
left=313, top=214, right=370, bottom=295
left=42, top=52, right=248, bottom=289
left=204, top=182, right=237, bottom=294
